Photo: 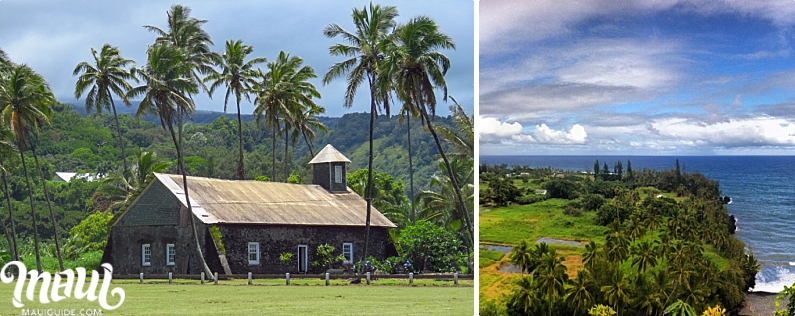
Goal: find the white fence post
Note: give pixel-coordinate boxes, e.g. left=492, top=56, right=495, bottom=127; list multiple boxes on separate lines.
left=409, top=272, right=414, bottom=285
left=286, top=272, right=290, bottom=285
left=139, top=273, right=143, bottom=284
left=213, top=272, right=218, bottom=285
left=454, top=272, right=459, bottom=285
left=168, top=272, right=172, bottom=284
left=325, top=272, right=330, bottom=286
left=201, top=272, right=205, bottom=284
left=248, top=272, right=252, bottom=285
left=366, top=272, right=371, bottom=285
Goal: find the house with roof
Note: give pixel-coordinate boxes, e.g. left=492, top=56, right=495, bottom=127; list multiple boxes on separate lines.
left=102, top=144, right=396, bottom=275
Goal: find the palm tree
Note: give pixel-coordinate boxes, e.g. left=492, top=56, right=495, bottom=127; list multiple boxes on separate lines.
left=509, top=240, right=533, bottom=276
left=566, top=270, right=596, bottom=316
left=294, top=104, right=327, bottom=157
left=536, top=252, right=568, bottom=316
left=205, top=40, right=266, bottom=180
left=93, top=149, right=171, bottom=212
left=397, top=105, right=418, bottom=224
left=600, top=269, right=631, bottom=314
left=663, top=300, right=697, bottom=316
left=0, top=64, right=55, bottom=272
left=0, top=127, right=18, bottom=260
left=380, top=15, right=472, bottom=249
left=253, top=51, right=320, bottom=182
left=631, top=240, right=658, bottom=274
left=128, top=43, right=212, bottom=277
left=30, top=134, right=65, bottom=270
left=73, top=44, right=135, bottom=173
left=511, top=275, right=539, bottom=315
left=415, top=158, right=473, bottom=234
left=323, top=3, right=398, bottom=270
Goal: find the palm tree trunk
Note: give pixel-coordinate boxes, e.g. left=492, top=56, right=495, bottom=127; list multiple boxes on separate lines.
left=109, top=96, right=128, bottom=175
left=172, top=108, right=213, bottom=277
left=302, top=130, right=315, bottom=157
left=407, top=114, right=415, bottom=225
left=30, top=143, right=64, bottom=270
left=360, top=75, right=376, bottom=274
left=283, top=129, right=289, bottom=182
left=417, top=106, right=473, bottom=251
left=1, top=156, right=19, bottom=261
left=235, top=99, right=245, bottom=180
left=272, top=123, right=277, bottom=181
left=19, top=150, right=42, bottom=272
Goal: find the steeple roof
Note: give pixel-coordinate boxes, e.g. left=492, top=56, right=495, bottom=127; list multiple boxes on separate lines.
left=308, top=144, right=351, bottom=164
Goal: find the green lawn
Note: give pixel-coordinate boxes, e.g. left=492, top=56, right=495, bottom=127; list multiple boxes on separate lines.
left=479, top=198, right=608, bottom=245
left=0, top=279, right=473, bottom=315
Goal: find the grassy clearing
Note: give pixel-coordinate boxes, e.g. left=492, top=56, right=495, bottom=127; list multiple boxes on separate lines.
left=479, top=198, right=608, bottom=245
left=0, top=278, right=473, bottom=315
left=479, top=250, right=505, bottom=268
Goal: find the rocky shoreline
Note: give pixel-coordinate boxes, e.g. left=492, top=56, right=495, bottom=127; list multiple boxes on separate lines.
left=740, top=292, right=783, bottom=316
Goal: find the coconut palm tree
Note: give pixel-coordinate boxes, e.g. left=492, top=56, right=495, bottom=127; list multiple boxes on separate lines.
left=30, top=134, right=65, bottom=270
left=93, top=149, right=171, bottom=212
left=601, top=269, right=631, bottom=315
left=511, top=275, right=539, bottom=315
left=509, top=240, right=533, bottom=276
left=0, top=64, right=55, bottom=272
left=294, top=104, right=327, bottom=157
left=536, top=251, right=568, bottom=316
left=73, top=44, right=135, bottom=174
left=205, top=40, right=266, bottom=180
left=253, top=51, right=320, bottom=181
left=415, top=158, right=473, bottom=234
left=380, top=15, right=472, bottom=249
left=566, top=270, right=596, bottom=316
left=128, top=43, right=212, bottom=277
left=323, top=3, right=398, bottom=269
left=0, top=127, right=18, bottom=260
left=583, top=240, right=600, bottom=269
left=631, top=240, right=658, bottom=274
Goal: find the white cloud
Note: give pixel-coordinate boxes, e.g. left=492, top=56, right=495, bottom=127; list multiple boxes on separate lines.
left=650, top=116, right=795, bottom=146
left=479, top=117, right=588, bottom=145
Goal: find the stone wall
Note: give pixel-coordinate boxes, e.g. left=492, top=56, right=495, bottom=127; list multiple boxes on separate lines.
left=218, top=224, right=390, bottom=274
left=107, top=219, right=210, bottom=275
left=117, top=180, right=180, bottom=227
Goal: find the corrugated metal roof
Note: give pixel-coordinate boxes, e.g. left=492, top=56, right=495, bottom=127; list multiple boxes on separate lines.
left=308, top=144, right=351, bottom=164
left=156, top=173, right=395, bottom=228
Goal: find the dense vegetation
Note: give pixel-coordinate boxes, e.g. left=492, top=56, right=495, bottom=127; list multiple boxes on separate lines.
left=0, top=3, right=472, bottom=275
left=479, top=160, right=759, bottom=316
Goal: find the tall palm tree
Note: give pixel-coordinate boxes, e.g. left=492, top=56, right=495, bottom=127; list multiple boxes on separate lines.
left=94, top=149, right=171, bottom=212
left=0, top=127, right=18, bottom=260
left=129, top=44, right=212, bottom=277
left=631, top=240, right=658, bottom=274
left=323, top=3, right=398, bottom=270
left=73, top=44, right=135, bottom=173
left=397, top=104, right=418, bottom=224
left=509, top=240, right=533, bottom=276
left=511, top=275, right=539, bottom=315
left=380, top=15, right=472, bottom=249
left=294, top=104, right=327, bottom=157
left=30, top=134, right=64, bottom=270
left=536, top=252, right=568, bottom=316
left=416, top=158, right=473, bottom=235
left=0, top=64, right=55, bottom=272
left=205, top=40, right=266, bottom=180
left=253, top=51, right=320, bottom=181
left=566, top=270, right=596, bottom=316
left=600, top=269, right=631, bottom=315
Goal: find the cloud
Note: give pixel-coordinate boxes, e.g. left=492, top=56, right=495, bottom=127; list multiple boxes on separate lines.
left=649, top=116, right=795, bottom=147
left=479, top=117, right=588, bottom=145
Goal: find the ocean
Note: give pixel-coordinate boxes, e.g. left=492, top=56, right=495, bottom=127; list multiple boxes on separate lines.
left=480, top=155, right=795, bottom=293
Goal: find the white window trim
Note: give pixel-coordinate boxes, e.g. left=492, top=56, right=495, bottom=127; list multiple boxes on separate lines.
left=248, top=242, right=260, bottom=265
left=166, top=244, right=176, bottom=266
left=142, top=244, right=151, bottom=266
left=334, top=165, right=343, bottom=183
left=342, top=242, right=354, bottom=262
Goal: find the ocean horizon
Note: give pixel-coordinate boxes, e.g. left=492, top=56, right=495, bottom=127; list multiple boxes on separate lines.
left=481, top=155, right=795, bottom=293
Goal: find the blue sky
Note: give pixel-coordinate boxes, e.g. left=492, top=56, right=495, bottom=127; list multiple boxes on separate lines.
left=0, top=0, right=473, bottom=118
left=479, top=1, right=795, bottom=155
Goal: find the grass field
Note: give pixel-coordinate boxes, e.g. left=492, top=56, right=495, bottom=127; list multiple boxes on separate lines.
left=0, top=278, right=473, bottom=315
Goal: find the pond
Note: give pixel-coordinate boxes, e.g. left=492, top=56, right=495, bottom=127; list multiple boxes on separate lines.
left=480, top=244, right=513, bottom=253
left=536, top=237, right=582, bottom=247
left=497, top=262, right=523, bottom=274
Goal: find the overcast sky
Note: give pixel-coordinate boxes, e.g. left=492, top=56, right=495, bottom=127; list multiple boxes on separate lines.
left=0, top=0, right=473, bottom=118
left=480, top=1, right=795, bottom=155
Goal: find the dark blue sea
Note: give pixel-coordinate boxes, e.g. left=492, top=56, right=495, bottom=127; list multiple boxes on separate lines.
left=481, top=155, right=795, bottom=293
